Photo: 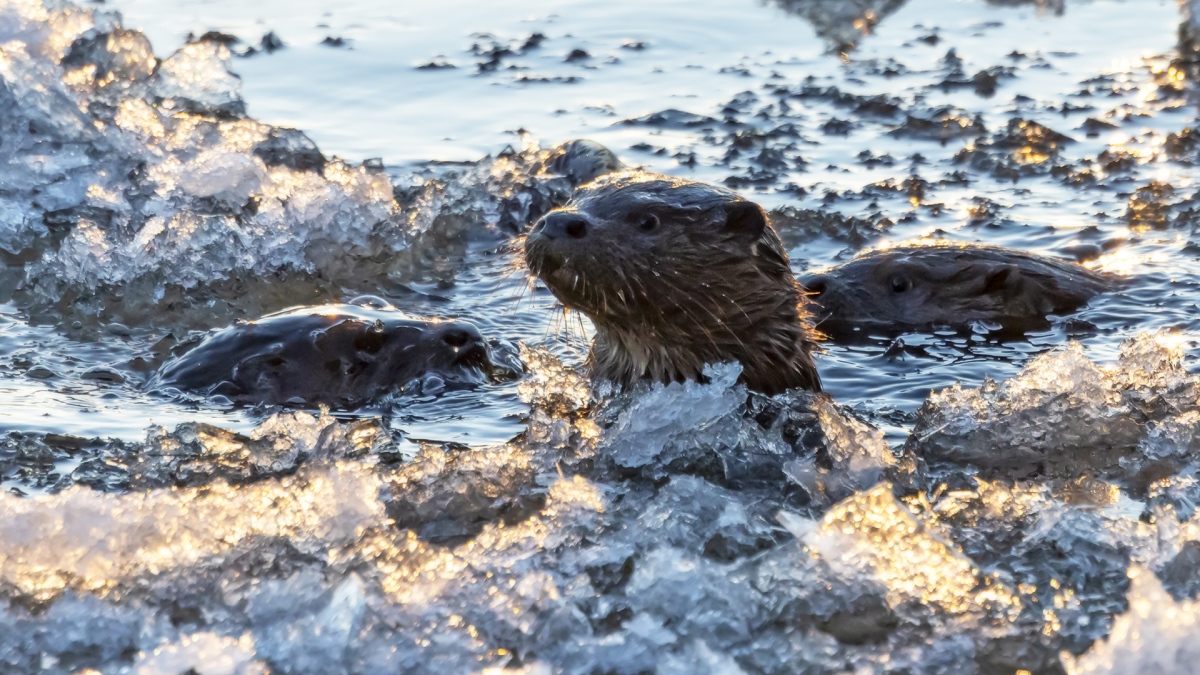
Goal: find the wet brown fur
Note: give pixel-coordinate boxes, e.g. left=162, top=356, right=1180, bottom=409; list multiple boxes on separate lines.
left=524, top=171, right=820, bottom=395
left=800, top=242, right=1117, bottom=337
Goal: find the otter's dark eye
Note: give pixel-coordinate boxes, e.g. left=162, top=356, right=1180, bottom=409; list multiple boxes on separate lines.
left=889, top=275, right=911, bottom=293
left=637, top=214, right=659, bottom=232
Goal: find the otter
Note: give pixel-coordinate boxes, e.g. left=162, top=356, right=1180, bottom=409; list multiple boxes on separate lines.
left=150, top=303, right=497, bottom=408
left=524, top=171, right=820, bottom=395
left=544, top=139, right=625, bottom=187
left=800, top=243, right=1116, bottom=338
left=492, top=139, right=626, bottom=234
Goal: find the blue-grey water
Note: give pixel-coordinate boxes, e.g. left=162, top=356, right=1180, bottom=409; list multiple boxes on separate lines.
left=5, top=0, right=1193, bottom=443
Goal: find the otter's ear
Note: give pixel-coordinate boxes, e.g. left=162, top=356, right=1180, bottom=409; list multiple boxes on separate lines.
left=723, top=201, right=767, bottom=240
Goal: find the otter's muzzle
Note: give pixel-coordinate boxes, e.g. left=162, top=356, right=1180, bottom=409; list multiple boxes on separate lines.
left=800, top=273, right=828, bottom=298
left=527, top=211, right=592, bottom=279
left=426, top=322, right=492, bottom=370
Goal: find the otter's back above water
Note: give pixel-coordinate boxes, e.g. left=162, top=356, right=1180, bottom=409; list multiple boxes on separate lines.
left=151, top=304, right=497, bottom=408
left=801, top=243, right=1118, bottom=338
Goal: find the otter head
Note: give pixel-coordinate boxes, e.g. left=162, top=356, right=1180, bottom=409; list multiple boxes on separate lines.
left=524, top=171, right=819, bottom=395
left=801, top=244, right=1113, bottom=336
left=402, top=320, right=495, bottom=381
left=154, top=305, right=501, bottom=407
left=544, top=139, right=625, bottom=187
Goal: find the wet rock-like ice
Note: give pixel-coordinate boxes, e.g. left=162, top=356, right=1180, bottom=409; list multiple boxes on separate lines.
left=1065, top=567, right=1200, bottom=675
left=907, top=332, right=1200, bottom=484
left=9, top=336, right=1200, bottom=672
left=0, top=345, right=952, bottom=674
left=0, top=0, right=399, bottom=326
left=0, top=1, right=616, bottom=331
left=133, top=633, right=266, bottom=675
left=1, top=409, right=388, bottom=494
left=0, top=459, right=383, bottom=599
left=784, top=484, right=1019, bottom=622
left=784, top=396, right=897, bottom=506
left=604, top=363, right=751, bottom=472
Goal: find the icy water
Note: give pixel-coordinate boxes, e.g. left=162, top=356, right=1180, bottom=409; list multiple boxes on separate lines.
left=5, top=0, right=1200, bottom=672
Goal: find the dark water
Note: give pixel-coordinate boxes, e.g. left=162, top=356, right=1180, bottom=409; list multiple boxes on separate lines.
left=3, top=0, right=1200, bottom=672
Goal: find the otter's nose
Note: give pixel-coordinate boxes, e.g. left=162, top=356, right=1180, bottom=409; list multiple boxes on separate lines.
left=535, top=211, right=589, bottom=240
left=433, top=323, right=484, bottom=349
left=432, top=322, right=491, bottom=369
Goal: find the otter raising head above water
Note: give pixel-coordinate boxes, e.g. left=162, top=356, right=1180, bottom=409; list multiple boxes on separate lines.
left=524, top=171, right=820, bottom=395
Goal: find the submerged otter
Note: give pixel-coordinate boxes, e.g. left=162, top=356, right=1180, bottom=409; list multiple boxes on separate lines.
left=801, top=243, right=1116, bottom=337
left=151, top=304, right=497, bottom=407
left=524, top=171, right=820, bottom=395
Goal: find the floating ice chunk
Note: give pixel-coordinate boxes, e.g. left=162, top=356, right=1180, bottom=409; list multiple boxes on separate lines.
left=784, top=396, right=897, bottom=504
left=813, top=396, right=894, bottom=476
left=626, top=546, right=759, bottom=644
left=915, top=475, right=1196, bottom=653
left=1113, top=330, right=1191, bottom=394
left=153, top=41, right=245, bottom=117
left=782, top=484, right=1019, bottom=622
left=134, top=633, right=265, bottom=675
left=1142, top=410, right=1200, bottom=463
left=250, top=409, right=383, bottom=461
left=1000, top=341, right=1111, bottom=407
left=658, top=640, right=747, bottom=675
left=1147, top=465, right=1200, bottom=523
left=33, top=154, right=402, bottom=311
left=0, top=2, right=414, bottom=329
left=0, top=40, right=100, bottom=158
left=595, top=364, right=888, bottom=492
left=1065, top=566, right=1200, bottom=675
left=248, top=574, right=366, bottom=675
left=750, top=538, right=901, bottom=649
left=604, top=362, right=746, bottom=469
left=0, top=593, right=147, bottom=672
left=1023, top=491, right=1159, bottom=569
left=124, top=411, right=384, bottom=489
left=460, top=474, right=610, bottom=568
left=0, top=197, right=43, bottom=254
left=907, top=334, right=1200, bottom=481
left=0, top=0, right=100, bottom=62
left=518, top=345, right=591, bottom=414
left=0, top=461, right=383, bottom=600
left=516, top=346, right=600, bottom=456
left=385, top=441, right=545, bottom=544
left=356, top=475, right=607, bottom=605
left=0, top=1, right=625, bottom=331
left=173, top=150, right=263, bottom=203
left=327, top=476, right=609, bottom=669
left=634, top=475, right=777, bottom=560
left=134, top=422, right=283, bottom=488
